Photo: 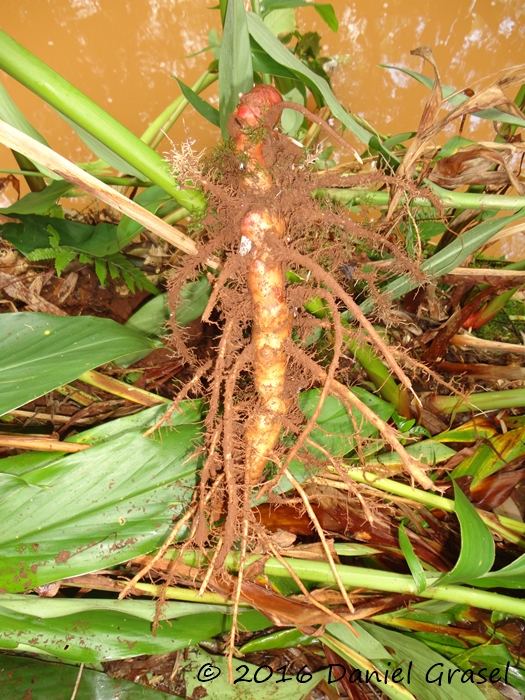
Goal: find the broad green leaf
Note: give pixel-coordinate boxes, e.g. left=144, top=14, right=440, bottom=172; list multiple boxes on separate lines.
left=467, top=551, right=525, bottom=589
left=180, top=647, right=327, bottom=699
left=367, top=440, right=455, bottom=468
left=298, top=386, right=394, bottom=458
left=261, top=0, right=338, bottom=31
left=321, top=632, right=413, bottom=700
left=381, top=65, right=525, bottom=129
left=0, top=593, right=233, bottom=621
left=360, top=622, right=486, bottom=700
left=0, top=597, right=268, bottom=662
left=0, top=179, right=71, bottom=215
left=175, top=274, right=213, bottom=326
left=398, top=523, right=427, bottom=593
left=175, top=77, right=220, bottom=127
left=0, top=313, right=154, bottom=416
left=0, top=403, right=203, bottom=591
left=247, top=13, right=371, bottom=143
left=116, top=185, right=174, bottom=247
left=437, top=482, right=495, bottom=587
left=219, top=0, right=253, bottom=137
left=452, top=428, right=525, bottom=486
left=1, top=213, right=121, bottom=257
left=125, top=275, right=212, bottom=337
left=360, top=208, right=525, bottom=313
left=264, top=8, right=296, bottom=36
left=0, top=655, right=176, bottom=700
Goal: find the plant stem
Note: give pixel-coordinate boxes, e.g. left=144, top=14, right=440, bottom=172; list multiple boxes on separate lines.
left=177, top=551, right=525, bottom=618
left=427, top=388, right=525, bottom=415
left=312, top=472, right=525, bottom=538
left=321, top=186, right=525, bottom=212
left=0, top=29, right=205, bottom=213
left=142, top=70, right=218, bottom=150
left=79, top=370, right=170, bottom=406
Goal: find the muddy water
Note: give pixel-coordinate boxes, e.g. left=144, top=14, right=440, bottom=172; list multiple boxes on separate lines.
left=1, top=0, right=524, bottom=256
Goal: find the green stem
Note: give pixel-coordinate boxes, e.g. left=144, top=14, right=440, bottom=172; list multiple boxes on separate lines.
left=142, top=70, right=218, bottom=149
left=428, top=388, right=525, bottom=415
left=177, top=551, right=525, bottom=618
left=0, top=29, right=205, bottom=213
left=0, top=168, right=154, bottom=188
left=321, top=186, right=525, bottom=212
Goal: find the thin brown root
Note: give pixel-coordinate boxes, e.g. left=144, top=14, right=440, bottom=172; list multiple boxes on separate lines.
left=304, top=438, right=375, bottom=524
left=293, top=344, right=435, bottom=490
left=283, top=467, right=355, bottom=613
left=118, top=504, right=196, bottom=600
left=228, top=518, right=249, bottom=684
left=198, top=535, right=223, bottom=596
left=143, top=359, right=213, bottom=438
left=265, top=102, right=363, bottom=164
left=289, top=248, right=419, bottom=404
left=258, top=526, right=358, bottom=634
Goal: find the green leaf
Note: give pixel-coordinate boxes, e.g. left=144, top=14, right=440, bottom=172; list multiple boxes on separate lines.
left=219, top=0, right=253, bottom=137
left=0, top=213, right=121, bottom=257
left=175, top=78, right=220, bottom=127
left=116, top=185, right=174, bottom=247
left=247, top=13, right=371, bottom=143
left=452, top=428, right=525, bottom=486
left=251, top=38, right=297, bottom=79
left=298, top=387, right=394, bottom=458
left=360, top=207, right=525, bottom=313
left=0, top=82, right=58, bottom=180
left=437, top=482, right=495, bottom=587
left=239, top=627, right=314, bottom=653
left=326, top=621, right=392, bottom=659
left=360, top=622, right=486, bottom=700
left=0, top=655, right=176, bottom=700
left=175, top=274, right=213, bottom=326
left=398, top=523, right=427, bottom=593
left=264, top=8, right=296, bottom=36
left=261, top=0, right=338, bottom=31
left=0, top=313, right=154, bottom=416
left=367, top=440, right=456, bottom=468
left=0, top=594, right=269, bottom=662
left=468, top=552, right=525, bottom=589
left=0, top=179, right=72, bottom=215
left=180, top=647, right=327, bottom=699
left=381, top=65, right=525, bottom=129
left=280, top=86, right=305, bottom=136
left=0, top=403, right=203, bottom=591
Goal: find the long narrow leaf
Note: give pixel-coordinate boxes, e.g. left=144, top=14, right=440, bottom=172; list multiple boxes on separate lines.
left=360, top=207, right=525, bottom=314
left=437, top=482, right=495, bottom=587
left=247, top=13, right=371, bottom=143
left=175, top=78, right=220, bottom=127
left=219, top=0, right=253, bottom=137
